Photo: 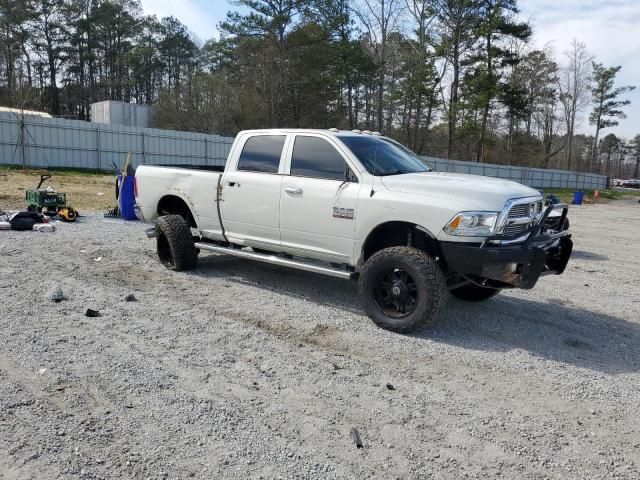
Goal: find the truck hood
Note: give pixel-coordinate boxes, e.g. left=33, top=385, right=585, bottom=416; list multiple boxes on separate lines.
left=380, top=172, right=540, bottom=210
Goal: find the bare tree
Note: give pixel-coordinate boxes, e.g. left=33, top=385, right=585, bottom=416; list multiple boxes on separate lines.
left=432, top=0, right=478, bottom=159
left=558, top=39, right=592, bottom=171
left=403, top=0, right=446, bottom=152
left=353, top=0, right=405, bottom=132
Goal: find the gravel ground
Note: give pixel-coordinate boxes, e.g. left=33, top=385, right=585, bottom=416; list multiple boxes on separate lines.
left=1, top=200, right=639, bottom=479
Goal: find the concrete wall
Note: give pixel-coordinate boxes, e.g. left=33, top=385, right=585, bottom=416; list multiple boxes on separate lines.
left=0, top=112, right=607, bottom=190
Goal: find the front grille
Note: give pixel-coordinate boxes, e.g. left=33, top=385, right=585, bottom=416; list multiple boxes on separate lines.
left=503, top=223, right=529, bottom=235
left=501, top=200, right=544, bottom=236
left=508, top=201, right=543, bottom=218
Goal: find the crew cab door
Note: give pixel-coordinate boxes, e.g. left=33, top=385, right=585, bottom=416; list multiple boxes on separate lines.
left=221, top=134, right=287, bottom=249
left=279, top=134, right=362, bottom=264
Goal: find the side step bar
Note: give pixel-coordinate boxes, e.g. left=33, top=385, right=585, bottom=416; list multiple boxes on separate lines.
left=194, top=242, right=357, bottom=280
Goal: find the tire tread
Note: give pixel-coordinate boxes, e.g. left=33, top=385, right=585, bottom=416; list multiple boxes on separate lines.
left=359, top=246, right=447, bottom=333
left=155, top=215, right=198, bottom=271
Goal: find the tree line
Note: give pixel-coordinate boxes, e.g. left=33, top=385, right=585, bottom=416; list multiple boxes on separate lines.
left=1, top=0, right=638, bottom=177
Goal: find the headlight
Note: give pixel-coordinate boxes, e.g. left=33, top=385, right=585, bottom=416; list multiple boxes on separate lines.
left=444, top=212, right=499, bottom=237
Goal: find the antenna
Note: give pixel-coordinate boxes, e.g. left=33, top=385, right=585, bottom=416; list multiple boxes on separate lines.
left=370, top=140, right=378, bottom=197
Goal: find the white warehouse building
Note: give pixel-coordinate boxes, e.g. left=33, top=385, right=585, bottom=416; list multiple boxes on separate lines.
left=90, top=100, right=151, bottom=128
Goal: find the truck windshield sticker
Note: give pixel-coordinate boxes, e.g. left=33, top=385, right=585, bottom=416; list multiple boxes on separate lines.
left=333, top=207, right=355, bottom=220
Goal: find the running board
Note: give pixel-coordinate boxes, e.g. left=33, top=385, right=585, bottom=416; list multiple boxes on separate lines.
left=194, top=242, right=357, bottom=280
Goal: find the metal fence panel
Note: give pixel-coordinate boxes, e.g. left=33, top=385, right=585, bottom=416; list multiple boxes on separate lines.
left=0, top=112, right=606, bottom=190
left=0, top=112, right=231, bottom=171
left=422, top=156, right=607, bottom=190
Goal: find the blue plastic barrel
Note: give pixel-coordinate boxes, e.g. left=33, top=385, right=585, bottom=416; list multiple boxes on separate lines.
left=119, top=176, right=138, bottom=220
left=572, top=191, right=584, bottom=205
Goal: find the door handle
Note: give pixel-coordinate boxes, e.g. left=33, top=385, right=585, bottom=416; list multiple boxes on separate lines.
left=285, top=187, right=303, bottom=196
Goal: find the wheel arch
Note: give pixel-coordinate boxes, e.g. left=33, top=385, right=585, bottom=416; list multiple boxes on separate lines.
left=157, top=194, right=197, bottom=228
left=359, top=221, right=441, bottom=266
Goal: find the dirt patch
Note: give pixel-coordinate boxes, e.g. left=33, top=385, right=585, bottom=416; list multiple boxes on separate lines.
left=0, top=168, right=116, bottom=213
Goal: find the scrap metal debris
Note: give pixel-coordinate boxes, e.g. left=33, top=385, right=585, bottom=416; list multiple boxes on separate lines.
left=33, top=224, right=56, bottom=233
left=350, top=428, right=363, bottom=449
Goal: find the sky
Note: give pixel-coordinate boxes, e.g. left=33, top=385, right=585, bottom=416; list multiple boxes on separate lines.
left=140, top=0, right=640, bottom=140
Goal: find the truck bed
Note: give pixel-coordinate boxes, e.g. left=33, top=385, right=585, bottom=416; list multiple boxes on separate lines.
left=135, top=165, right=224, bottom=239
left=155, top=164, right=225, bottom=173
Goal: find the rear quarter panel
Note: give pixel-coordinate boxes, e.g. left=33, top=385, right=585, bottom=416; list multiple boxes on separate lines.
left=135, top=165, right=223, bottom=237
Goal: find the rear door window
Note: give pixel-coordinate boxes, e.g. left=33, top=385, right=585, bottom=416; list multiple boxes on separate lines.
left=237, top=135, right=286, bottom=173
left=290, top=136, right=350, bottom=181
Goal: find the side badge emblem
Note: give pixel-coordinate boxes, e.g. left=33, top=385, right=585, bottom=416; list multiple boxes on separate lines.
left=333, top=207, right=355, bottom=220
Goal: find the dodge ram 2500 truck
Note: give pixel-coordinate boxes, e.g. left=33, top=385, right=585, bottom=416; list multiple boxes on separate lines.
left=135, top=129, right=572, bottom=333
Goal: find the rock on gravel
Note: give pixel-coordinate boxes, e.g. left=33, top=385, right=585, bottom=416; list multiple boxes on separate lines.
left=47, top=286, right=65, bottom=303
left=0, top=204, right=639, bottom=479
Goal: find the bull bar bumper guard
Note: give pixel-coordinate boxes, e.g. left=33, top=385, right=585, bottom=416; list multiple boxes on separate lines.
left=440, top=204, right=573, bottom=289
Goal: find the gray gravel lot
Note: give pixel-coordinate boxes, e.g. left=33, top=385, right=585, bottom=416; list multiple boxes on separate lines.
left=1, top=200, right=639, bottom=479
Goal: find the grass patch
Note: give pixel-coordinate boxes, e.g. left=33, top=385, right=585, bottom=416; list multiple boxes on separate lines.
left=0, top=165, right=109, bottom=176
left=0, top=166, right=116, bottom=211
left=543, top=188, right=640, bottom=203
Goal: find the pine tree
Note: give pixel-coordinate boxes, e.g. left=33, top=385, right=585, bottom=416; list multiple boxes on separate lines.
left=589, top=63, right=635, bottom=168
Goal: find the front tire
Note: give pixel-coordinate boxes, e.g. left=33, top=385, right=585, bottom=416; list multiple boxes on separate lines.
left=450, top=283, right=500, bottom=302
left=155, top=215, right=198, bottom=271
left=359, top=247, right=447, bottom=333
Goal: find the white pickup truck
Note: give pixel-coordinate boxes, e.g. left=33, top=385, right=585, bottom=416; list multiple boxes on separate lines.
left=135, top=129, right=572, bottom=333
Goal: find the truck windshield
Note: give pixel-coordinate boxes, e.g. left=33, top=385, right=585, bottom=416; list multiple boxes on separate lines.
left=339, top=135, right=432, bottom=176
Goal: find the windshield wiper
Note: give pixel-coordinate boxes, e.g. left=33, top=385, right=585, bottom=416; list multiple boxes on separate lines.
left=378, top=169, right=409, bottom=176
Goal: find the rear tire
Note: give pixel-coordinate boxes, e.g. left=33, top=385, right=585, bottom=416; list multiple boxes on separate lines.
left=359, top=246, right=447, bottom=333
left=155, top=215, right=198, bottom=271
left=450, top=283, right=500, bottom=302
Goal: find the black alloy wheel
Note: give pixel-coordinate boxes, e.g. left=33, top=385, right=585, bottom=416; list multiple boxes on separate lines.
left=359, top=246, right=447, bottom=333
left=373, top=267, right=420, bottom=318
